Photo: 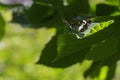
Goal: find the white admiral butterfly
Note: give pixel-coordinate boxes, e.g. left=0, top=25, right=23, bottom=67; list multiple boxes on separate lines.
left=63, top=17, right=99, bottom=39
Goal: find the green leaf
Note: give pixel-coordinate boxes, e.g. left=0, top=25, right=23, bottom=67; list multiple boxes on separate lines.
left=84, top=53, right=118, bottom=80
left=106, top=63, right=116, bottom=80
left=63, top=0, right=90, bottom=18
left=37, top=16, right=120, bottom=68
left=36, top=35, right=58, bottom=66
left=0, top=14, right=5, bottom=40
left=12, top=12, right=30, bottom=25
left=96, top=3, right=118, bottom=16
left=55, top=16, right=120, bottom=60
left=114, top=38, right=120, bottom=60
left=92, top=15, right=120, bottom=22
left=84, top=61, right=103, bottom=78
left=87, top=20, right=114, bottom=37
left=35, top=0, right=63, bottom=9
left=105, top=0, right=120, bottom=6
left=37, top=34, right=90, bottom=68
left=51, top=47, right=89, bottom=68
left=85, top=37, right=119, bottom=61
left=0, top=3, right=22, bottom=10
left=26, top=3, right=54, bottom=24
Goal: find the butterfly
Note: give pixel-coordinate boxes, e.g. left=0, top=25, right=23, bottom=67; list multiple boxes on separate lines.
left=63, top=17, right=98, bottom=39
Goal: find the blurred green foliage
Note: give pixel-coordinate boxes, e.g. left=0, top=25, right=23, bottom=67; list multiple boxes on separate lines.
left=0, top=0, right=120, bottom=80
left=0, top=14, right=5, bottom=41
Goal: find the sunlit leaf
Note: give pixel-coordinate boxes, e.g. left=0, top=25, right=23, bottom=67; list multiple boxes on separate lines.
left=87, top=20, right=114, bottom=36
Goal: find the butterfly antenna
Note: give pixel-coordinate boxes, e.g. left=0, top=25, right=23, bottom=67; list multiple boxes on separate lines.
left=62, top=19, right=72, bottom=29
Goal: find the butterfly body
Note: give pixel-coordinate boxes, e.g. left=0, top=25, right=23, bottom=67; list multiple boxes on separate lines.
left=63, top=17, right=94, bottom=39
